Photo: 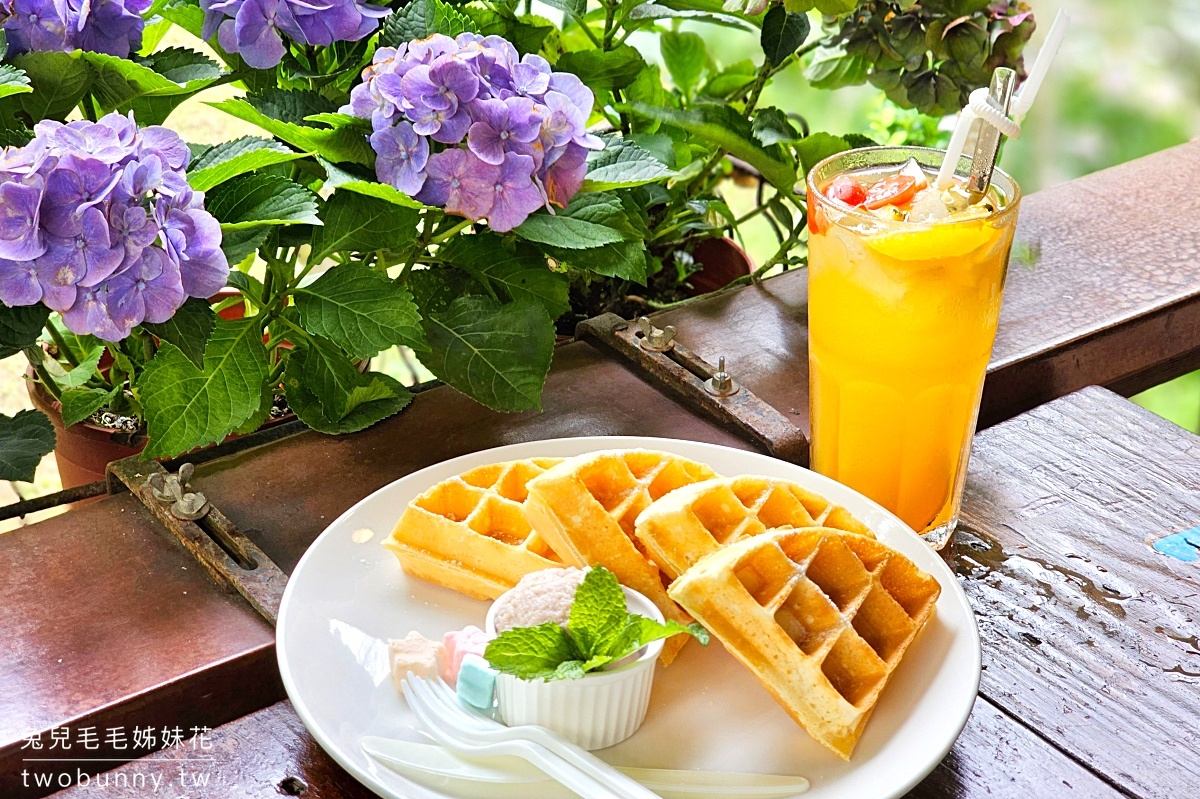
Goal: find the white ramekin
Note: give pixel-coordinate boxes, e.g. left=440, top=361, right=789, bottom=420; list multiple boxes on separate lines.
left=484, top=585, right=664, bottom=750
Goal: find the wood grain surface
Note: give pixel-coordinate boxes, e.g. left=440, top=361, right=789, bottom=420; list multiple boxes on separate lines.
left=955, top=386, right=1200, bottom=799
left=44, top=696, right=1125, bottom=799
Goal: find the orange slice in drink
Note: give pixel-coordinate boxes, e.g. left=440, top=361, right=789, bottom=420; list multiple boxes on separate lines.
left=864, top=219, right=1002, bottom=262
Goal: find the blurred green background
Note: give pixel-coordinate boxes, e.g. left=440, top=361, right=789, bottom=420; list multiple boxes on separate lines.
left=675, top=0, right=1200, bottom=434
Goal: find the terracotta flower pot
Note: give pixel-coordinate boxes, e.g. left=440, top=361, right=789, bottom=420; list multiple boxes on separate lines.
left=27, top=377, right=144, bottom=488
left=687, top=237, right=754, bottom=296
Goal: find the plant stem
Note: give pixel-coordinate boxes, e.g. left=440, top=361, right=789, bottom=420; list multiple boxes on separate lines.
left=25, top=350, right=61, bottom=401
left=45, top=322, right=79, bottom=368
left=429, top=218, right=472, bottom=244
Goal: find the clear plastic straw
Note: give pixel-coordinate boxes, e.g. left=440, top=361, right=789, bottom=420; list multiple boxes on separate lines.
left=935, top=8, right=1072, bottom=190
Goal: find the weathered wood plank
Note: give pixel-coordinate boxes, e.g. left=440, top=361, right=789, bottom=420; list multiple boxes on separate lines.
left=956, top=386, right=1200, bottom=799
left=45, top=696, right=1124, bottom=799
left=0, top=493, right=280, bottom=798
left=904, top=699, right=1125, bottom=799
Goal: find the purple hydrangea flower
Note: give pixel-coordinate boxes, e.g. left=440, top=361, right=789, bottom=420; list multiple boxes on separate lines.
left=343, top=33, right=603, bottom=231
left=0, top=258, right=42, bottom=305
left=202, top=0, right=388, bottom=70
left=1, top=0, right=150, bottom=57
left=417, top=148, right=499, bottom=221
left=0, top=178, right=47, bottom=261
left=486, top=153, right=544, bottom=233
left=371, top=122, right=429, bottom=196
left=0, top=112, right=227, bottom=342
left=106, top=246, right=186, bottom=332
left=467, top=97, right=541, bottom=166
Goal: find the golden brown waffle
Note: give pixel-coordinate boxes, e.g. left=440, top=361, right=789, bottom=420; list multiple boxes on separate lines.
left=524, top=449, right=718, bottom=664
left=384, top=458, right=564, bottom=600
left=635, top=475, right=875, bottom=582
left=668, top=527, right=940, bottom=759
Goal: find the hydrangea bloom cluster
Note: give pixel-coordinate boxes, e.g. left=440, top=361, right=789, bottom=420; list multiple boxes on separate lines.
left=201, top=0, right=389, bottom=69
left=1, top=0, right=151, bottom=58
left=0, top=113, right=228, bottom=342
left=343, top=33, right=603, bottom=232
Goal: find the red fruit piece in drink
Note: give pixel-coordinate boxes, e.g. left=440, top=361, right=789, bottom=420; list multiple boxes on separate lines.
left=863, top=174, right=918, bottom=210
left=826, top=175, right=867, bottom=207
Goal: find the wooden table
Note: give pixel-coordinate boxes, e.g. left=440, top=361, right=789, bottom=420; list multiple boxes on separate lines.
left=4, top=142, right=1200, bottom=798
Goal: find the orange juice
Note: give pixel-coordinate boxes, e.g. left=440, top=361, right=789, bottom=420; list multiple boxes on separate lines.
left=806, top=147, right=1020, bottom=547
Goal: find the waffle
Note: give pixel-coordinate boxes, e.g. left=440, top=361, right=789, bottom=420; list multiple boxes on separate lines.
left=668, top=527, right=940, bottom=759
left=523, top=449, right=718, bottom=664
left=384, top=458, right=564, bottom=600
left=635, top=475, right=875, bottom=582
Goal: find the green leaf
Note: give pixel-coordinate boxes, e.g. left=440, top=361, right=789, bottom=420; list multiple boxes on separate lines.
left=209, top=95, right=372, bottom=166
left=803, top=45, right=868, bottom=90
left=206, top=173, right=321, bottom=230
left=422, top=296, right=554, bottom=412
left=0, top=304, right=50, bottom=360
left=143, top=297, right=216, bottom=369
left=320, top=159, right=427, bottom=209
left=407, top=267, right=482, bottom=315
left=282, top=332, right=412, bottom=426
left=622, top=102, right=797, bottom=195
left=221, top=228, right=271, bottom=265
left=10, top=52, right=91, bottom=122
left=760, top=6, right=810, bottom=68
left=380, top=0, right=479, bottom=45
left=556, top=46, right=646, bottom=91
left=515, top=192, right=638, bottom=249
left=308, top=191, right=420, bottom=264
left=159, top=0, right=207, bottom=39
left=660, top=31, right=707, bottom=98
left=611, top=615, right=710, bottom=661
left=485, top=622, right=583, bottom=680
left=752, top=107, right=799, bottom=147
left=568, top=567, right=629, bottom=658
left=785, top=0, right=854, bottom=12
left=551, top=660, right=587, bottom=680
left=137, top=318, right=270, bottom=458
left=60, top=387, right=118, bottom=427
left=624, top=65, right=665, bottom=134
left=540, top=0, right=586, bottom=19
left=702, top=58, right=757, bottom=98
left=582, top=136, right=675, bottom=191
left=0, top=64, right=32, bottom=100
left=285, top=360, right=412, bottom=434
left=438, top=233, right=569, bottom=320
left=188, top=137, right=310, bottom=192
left=293, top=262, right=425, bottom=358
left=42, top=345, right=104, bottom=389
left=795, top=131, right=851, bottom=172
left=0, top=410, right=55, bottom=482
left=82, top=48, right=221, bottom=120
left=545, top=240, right=647, bottom=284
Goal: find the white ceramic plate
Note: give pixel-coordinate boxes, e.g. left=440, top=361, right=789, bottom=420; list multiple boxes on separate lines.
left=277, top=437, right=980, bottom=799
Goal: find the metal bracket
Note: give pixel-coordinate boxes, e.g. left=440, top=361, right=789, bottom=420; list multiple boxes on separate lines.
left=577, top=313, right=809, bottom=466
left=107, top=458, right=287, bottom=625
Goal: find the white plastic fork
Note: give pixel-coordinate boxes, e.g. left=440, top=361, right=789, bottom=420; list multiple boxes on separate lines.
left=415, top=671, right=667, bottom=796
left=401, top=674, right=637, bottom=799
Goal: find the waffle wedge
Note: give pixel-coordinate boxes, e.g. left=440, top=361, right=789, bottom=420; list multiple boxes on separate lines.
left=524, top=449, right=718, bottom=664
left=668, top=527, right=940, bottom=759
left=635, top=475, right=875, bottom=582
left=385, top=458, right=564, bottom=600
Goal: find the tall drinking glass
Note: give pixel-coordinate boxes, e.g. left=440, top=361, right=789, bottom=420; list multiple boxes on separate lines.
left=806, top=146, right=1021, bottom=548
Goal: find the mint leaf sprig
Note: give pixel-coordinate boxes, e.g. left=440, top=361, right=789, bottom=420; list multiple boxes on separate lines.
left=484, top=567, right=708, bottom=682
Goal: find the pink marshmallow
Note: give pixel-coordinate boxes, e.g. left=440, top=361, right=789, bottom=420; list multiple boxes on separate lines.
left=441, top=626, right=492, bottom=686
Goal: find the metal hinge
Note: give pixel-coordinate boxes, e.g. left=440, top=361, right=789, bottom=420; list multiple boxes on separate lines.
left=106, top=458, right=288, bottom=625
left=577, top=313, right=809, bottom=466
